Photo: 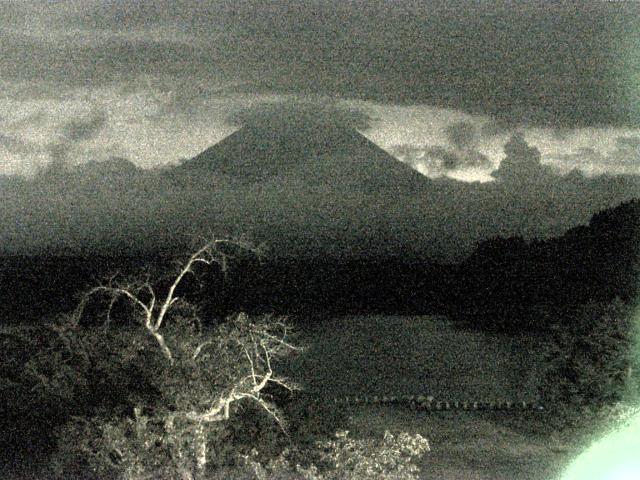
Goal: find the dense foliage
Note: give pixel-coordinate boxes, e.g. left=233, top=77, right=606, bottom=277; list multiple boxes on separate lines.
left=210, top=430, right=430, bottom=480
left=1, top=241, right=435, bottom=479
left=535, top=298, right=639, bottom=430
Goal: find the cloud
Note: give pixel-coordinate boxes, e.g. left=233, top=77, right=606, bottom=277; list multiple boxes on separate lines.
left=0, top=132, right=40, bottom=156
left=549, top=136, right=640, bottom=176
left=549, top=147, right=606, bottom=175
left=479, top=120, right=514, bottom=138
left=0, top=78, right=248, bottom=176
left=390, top=145, right=450, bottom=177
left=459, top=149, right=492, bottom=170
left=227, top=98, right=373, bottom=131
left=61, top=110, right=107, bottom=142
left=442, top=121, right=493, bottom=169
left=491, top=134, right=554, bottom=183
left=610, top=136, right=640, bottom=168
left=445, top=121, right=478, bottom=150
left=37, top=110, right=110, bottom=172
left=391, top=121, right=493, bottom=176
left=391, top=143, right=491, bottom=177
left=46, top=143, right=70, bottom=169
left=424, top=146, right=467, bottom=171
left=2, top=1, right=637, bottom=127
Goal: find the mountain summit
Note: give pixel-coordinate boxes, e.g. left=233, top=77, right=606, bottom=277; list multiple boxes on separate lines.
left=177, top=122, right=428, bottom=192
left=169, top=120, right=433, bottom=258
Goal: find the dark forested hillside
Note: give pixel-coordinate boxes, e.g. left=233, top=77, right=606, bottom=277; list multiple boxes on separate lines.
left=1, top=199, right=638, bottom=330
left=446, top=198, right=640, bottom=331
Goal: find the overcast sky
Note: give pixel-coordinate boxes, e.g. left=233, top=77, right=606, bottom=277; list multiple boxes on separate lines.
left=1, top=0, right=640, bottom=179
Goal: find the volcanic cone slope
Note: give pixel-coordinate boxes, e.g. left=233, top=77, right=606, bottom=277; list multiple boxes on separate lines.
left=178, top=123, right=429, bottom=193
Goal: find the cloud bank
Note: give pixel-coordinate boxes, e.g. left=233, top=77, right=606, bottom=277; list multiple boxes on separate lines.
left=2, top=1, right=638, bottom=127
left=550, top=136, right=640, bottom=176
left=227, top=99, right=373, bottom=131
left=390, top=120, right=494, bottom=177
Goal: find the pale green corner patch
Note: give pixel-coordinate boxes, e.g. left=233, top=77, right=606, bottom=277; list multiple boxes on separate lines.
left=560, top=302, right=640, bottom=480
left=559, top=411, right=640, bottom=480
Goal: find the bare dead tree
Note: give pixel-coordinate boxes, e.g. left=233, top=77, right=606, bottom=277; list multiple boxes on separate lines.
left=179, top=312, right=301, bottom=477
left=187, top=313, right=299, bottom=423
left=68, top=238, right=301, bottom=479
left=72, top=238, right=258, bottom=364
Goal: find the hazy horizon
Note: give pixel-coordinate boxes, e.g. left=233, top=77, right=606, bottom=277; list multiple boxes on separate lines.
left=0, top=110, right=638, bottom=260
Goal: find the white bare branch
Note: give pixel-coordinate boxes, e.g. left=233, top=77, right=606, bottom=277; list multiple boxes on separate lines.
left=248, top=326, right=302, bottom=352
left=154, top=242, right=212, bottom=331
left=192, top=340, right=215, bottom=360
left=242, top=345, right=258, bottom=386
left=268, top=376, right=302, bottom=392
left=75, top=238, right=261, bottom=365
left=181, top=314, right=298, bottom=436
left=235, top=393, right=287, bottom=431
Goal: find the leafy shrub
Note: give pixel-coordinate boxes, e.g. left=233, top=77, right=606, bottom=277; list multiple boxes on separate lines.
left=282, top=394, right=350, bottom=446
left=212, top=430, right=430, bottom=480
left=51, top=407, right=223, bottom=480
left=49, top=415, right=120, bottom=480
left=537, top=298, right=638, bottom=428
left=42, top=313, right=299, bottom=479
left=0, top=321, right=95, bottom=457
left=2, top=240, right=299, bottom=479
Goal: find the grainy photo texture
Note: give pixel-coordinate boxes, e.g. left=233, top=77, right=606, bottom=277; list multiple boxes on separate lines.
left=0, top=1, right=639, bottom=479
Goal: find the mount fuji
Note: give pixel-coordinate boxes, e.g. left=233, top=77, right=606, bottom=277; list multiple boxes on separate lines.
left=172, top=120, right=435, bottom=259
